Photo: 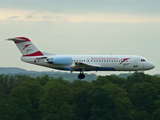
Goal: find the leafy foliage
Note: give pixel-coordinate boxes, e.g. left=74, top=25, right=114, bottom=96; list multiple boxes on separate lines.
left=0, top=73, right=160, bottom=120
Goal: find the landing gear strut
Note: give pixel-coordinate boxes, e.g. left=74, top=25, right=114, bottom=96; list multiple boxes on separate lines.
left=135, top=72, right=139, bottom=78
left=78, top=71, right=85, bottom=79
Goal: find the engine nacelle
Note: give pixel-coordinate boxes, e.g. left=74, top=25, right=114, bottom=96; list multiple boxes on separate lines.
left=47, top=57, right=72, bottom=65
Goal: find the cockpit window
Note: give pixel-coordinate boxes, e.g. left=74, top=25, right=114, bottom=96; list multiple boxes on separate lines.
left=141, top=59, right=146, bottom=62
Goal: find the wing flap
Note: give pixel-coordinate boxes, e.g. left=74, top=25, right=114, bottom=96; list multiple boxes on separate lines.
left=71, top=62, right=101, bottom=71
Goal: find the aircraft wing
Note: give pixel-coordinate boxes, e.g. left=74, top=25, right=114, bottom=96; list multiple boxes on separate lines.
left=71, top=62, right=101, bottom=71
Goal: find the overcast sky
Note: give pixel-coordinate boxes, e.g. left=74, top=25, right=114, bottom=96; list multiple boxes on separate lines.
left=0, top=0, right=160, bottom=75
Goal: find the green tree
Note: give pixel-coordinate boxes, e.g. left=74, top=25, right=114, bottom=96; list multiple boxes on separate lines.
left=153, top=100, right=160, bottom=120
left=91, top=76, right=112, bottom=86
left=133, top=110, right=151, bottom=120
left=129, top=82, right=157, bottom=119
left=0, top=74, right=18, bottom=95
left=40, top=81, right=73, bottom=120
left=7, top=79, right=42, bottom=120
left=53, top=77, right=72, bottom=88
left=0, top=92, right=7, bottom=120
left=89, top=86, right=114, bottom=120
left=36, top=75, right=51, bottom=86
left=19, top=80, right=42, bottom=120
left=92, top=75, right=126, bottom=87
left=103, top=83, right=133, bottom=120
left=72, top=80, right=94, bottom=120
left=125, top=73, right=152, bottom=90
left=8, top=86, right=32, bottom=120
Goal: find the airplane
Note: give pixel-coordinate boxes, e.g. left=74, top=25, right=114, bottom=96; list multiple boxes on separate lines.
left=7, top=37, right=155, bottom=79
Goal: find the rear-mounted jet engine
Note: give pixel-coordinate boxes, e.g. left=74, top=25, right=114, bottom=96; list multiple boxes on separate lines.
left=47, top=57, right=72, bottom=65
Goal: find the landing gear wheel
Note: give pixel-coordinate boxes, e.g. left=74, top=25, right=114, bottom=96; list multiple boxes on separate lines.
left=81, top=74, right=85, bottom=79
left=78, top=73, right=85, bottom=79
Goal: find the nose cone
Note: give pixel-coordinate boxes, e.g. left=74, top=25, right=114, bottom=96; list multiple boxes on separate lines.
left=144, top=62, right=155, bottom=70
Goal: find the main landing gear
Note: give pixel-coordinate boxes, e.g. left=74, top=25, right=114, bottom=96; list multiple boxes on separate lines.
left=78, top=71, right=85, bottom=79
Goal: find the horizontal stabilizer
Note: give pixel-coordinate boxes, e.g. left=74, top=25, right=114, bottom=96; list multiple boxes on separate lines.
left=7, top=38, right=26, bottom=42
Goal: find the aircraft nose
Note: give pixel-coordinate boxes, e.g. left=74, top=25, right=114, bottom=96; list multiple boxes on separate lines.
left=144, top=62, right=155, bottom=70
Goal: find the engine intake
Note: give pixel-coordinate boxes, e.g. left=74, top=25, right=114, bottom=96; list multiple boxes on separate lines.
left=47, top=57, right=72, bottom=65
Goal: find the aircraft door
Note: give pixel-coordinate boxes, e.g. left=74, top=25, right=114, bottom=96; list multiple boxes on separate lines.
left=133, top=59, right=138, bottom=67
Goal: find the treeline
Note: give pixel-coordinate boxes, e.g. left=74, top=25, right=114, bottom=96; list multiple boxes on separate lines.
left=0, top=73, right=160, bottom=120
left=0, top=67, right=97, bottom=82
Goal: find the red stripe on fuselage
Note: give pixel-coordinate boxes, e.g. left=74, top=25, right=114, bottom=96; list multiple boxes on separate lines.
left=120, top=58, right=130, bottom=64
left=23, top=51, right=44, bottom=57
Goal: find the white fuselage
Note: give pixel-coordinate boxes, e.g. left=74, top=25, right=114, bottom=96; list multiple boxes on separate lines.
left=7, top=37, right=155, bottom=79
left=21, top=55, right=155, bottom=72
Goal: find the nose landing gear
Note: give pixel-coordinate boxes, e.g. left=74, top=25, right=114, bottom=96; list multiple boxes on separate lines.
left=135, top=71, right=139, bottom=78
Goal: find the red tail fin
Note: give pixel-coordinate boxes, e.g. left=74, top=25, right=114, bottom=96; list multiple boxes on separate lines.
left=8, top=37, right=44, bottom=57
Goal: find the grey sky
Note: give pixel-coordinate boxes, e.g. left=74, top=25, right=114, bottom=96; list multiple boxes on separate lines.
left=0, top=0, right=160, bottom=14
left=0, top=0, right=159, bottom=75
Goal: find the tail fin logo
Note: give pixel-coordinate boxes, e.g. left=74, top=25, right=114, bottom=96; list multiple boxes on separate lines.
left=120, top=58, right=130, bottom=64
left=22, top=44, right=31, bottom=50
